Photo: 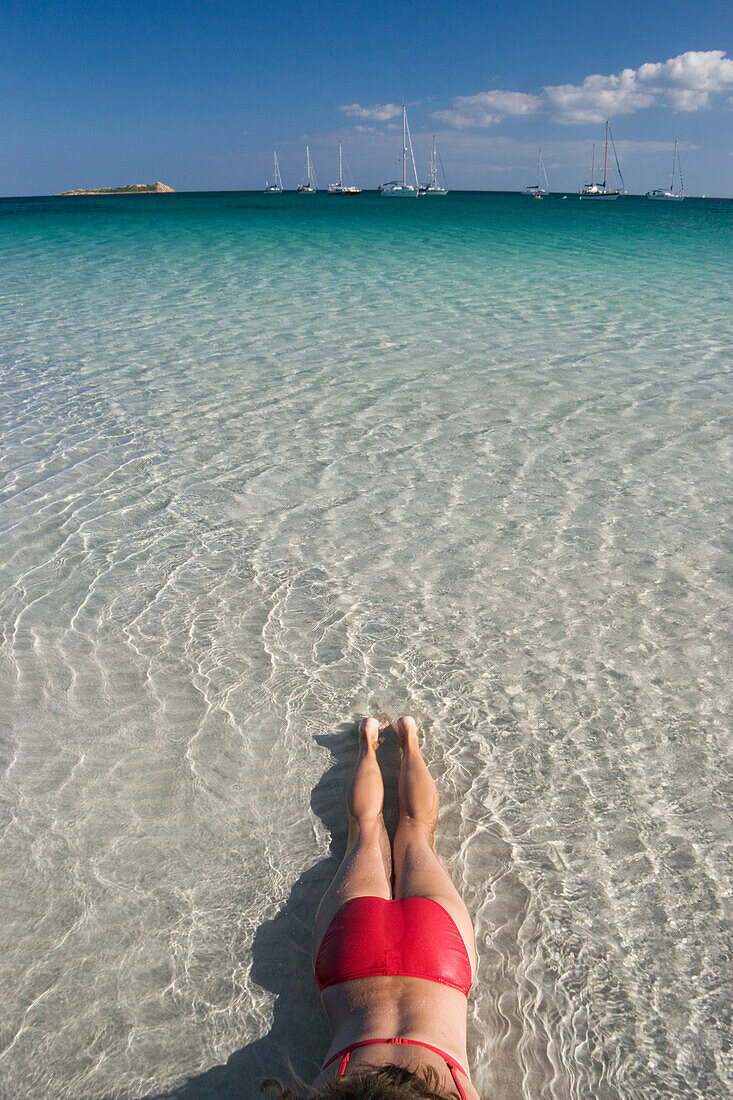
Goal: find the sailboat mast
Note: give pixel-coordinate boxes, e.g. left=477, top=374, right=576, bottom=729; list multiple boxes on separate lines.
left=603, top=121, right=609, bottom=189
left=431, top=137, right=437, bottom=187
left=670, top=140, right=677, bottom=192
left=537, top=148, right=541, bottom=189
left=402, top=104, right=407, bottom=187
left=338, top=141, right=343, bottom=186
left=591, top=143, right=595, bottom=186
left=404, top=109, right=418, bottom=192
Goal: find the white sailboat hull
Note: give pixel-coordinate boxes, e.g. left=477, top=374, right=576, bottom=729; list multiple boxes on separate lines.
left=646, top=190, right=683, bottom=201
left=380, top=183, right=418, bottom=197
left=419, top=187, right=448, bottom=196
left=579, top=190, right=619, bottom=200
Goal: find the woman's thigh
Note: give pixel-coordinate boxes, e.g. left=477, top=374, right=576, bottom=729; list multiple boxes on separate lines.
left=311, top=821, right=391, bottom=962
left=392, top=821, right=477, bottom=976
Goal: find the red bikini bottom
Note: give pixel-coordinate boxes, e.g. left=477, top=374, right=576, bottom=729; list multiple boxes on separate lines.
left=314, top=895, right=473, bottom=995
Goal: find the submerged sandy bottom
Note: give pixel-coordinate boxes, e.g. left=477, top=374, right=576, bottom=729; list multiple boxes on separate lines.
left=0, top=193, right=731, bottom=1099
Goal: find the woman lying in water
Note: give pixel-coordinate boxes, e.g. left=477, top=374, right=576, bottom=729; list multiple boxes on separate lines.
left=264, top=716, right=480, bottom=1100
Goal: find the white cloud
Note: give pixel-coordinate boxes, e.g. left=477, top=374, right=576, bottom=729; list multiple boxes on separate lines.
left=542, top=69, right=655, bottom=123
left=637, top=49, right=733, bottom=111
left=339, top=102, right=403, bottom=122
left=483, top=90, right=542, bottom=115
left=432, top=90, right=538, bottom=128
left=434, top=50, right=733, bottom=127
left=431, top=109, right=492, bottom=129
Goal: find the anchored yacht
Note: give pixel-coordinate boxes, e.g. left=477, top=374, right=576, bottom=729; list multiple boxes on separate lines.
left=522, top=148, right=549, bottom=199
left=647, top=140, right=684, bottom=201
left=379, top=105, right=419, bottom=196
left=264, top=152, right=283, bottom=193
left=419, top=136, right=449, bottom=196
left=297, top=146, right=318, bottom=193
left=579, top=122, right=624, bottom=200
left=327, top=142, right=361, bottom=195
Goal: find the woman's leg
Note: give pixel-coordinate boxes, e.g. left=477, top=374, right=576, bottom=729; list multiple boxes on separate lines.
left=392, top=717, right=477, bottom=974
left=312, top=718, right=392, bottom=960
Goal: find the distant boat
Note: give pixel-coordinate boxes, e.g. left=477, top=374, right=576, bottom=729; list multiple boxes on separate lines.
left=297, top=145, right=318, bottom=193
left=579, top=122, right=624, bottom=200
left=419, top=136, right=449, bottom=196
left=380, top=104, right=419, bottom=196
left=647, top=140, right=684, bottom=201
left=327, top=141, right=361, bottom=195
left=522, top=148, right=549, bottom=199
left=264, top=152, right=284, bottom=193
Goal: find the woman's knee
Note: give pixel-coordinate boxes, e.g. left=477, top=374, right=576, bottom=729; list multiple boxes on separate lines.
left=395, top=811, right=437, bottom=843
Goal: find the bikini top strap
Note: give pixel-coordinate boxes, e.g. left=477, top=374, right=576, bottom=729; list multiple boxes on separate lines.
left=322, top=1037, right=470, bottom=1098
left=446, top=1059, right=469, bottom=1100
left=323, top=1037, right=389, bottom=1074
left=397, top=1039, right=470, bottom=1100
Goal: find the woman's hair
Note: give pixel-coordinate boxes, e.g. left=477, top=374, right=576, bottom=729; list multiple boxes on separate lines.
left=261, top=1064, right=450, bottom=1099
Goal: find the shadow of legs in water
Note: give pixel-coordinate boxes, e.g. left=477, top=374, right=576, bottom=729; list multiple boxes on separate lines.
left=144, top=720, right=402, bottom=1100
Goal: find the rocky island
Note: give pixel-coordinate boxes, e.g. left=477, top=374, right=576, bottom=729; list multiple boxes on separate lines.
left=58, top=182, right=174, bottom=196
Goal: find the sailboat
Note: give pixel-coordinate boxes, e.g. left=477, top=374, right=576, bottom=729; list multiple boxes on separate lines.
left=646, top=140, right=684, bottom=201
left=579, top=122, right=624, bottom=200
left=327, top=141, right=361, bottom=195
left=419, top=136, right=448, bottom=196
left=264, top=152, right=284, bottom=193
left=522, top=148, right=549, bottom=198
left=379, top=104, right=419, bottom=196
left=297, top=145, right=318, bottom=193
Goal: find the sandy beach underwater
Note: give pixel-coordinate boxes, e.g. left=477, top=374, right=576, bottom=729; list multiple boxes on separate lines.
left=0, top=190, right=731, bottom=1099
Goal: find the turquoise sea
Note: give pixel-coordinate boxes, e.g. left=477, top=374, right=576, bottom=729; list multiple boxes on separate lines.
left=1, top=191, right=731, bottom=1100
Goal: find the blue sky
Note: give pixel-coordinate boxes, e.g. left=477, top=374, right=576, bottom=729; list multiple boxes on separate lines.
left=1, top=0, right=731, bottom=195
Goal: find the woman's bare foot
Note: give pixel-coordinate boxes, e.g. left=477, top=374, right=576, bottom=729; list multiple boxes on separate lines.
left=358, top=717, right=382, bottom=753
left=394, top=715, right=421, bottom=753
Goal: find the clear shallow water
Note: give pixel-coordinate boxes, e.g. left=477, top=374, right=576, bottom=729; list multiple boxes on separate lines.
left=0, top=191, right=731, bottom=1100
